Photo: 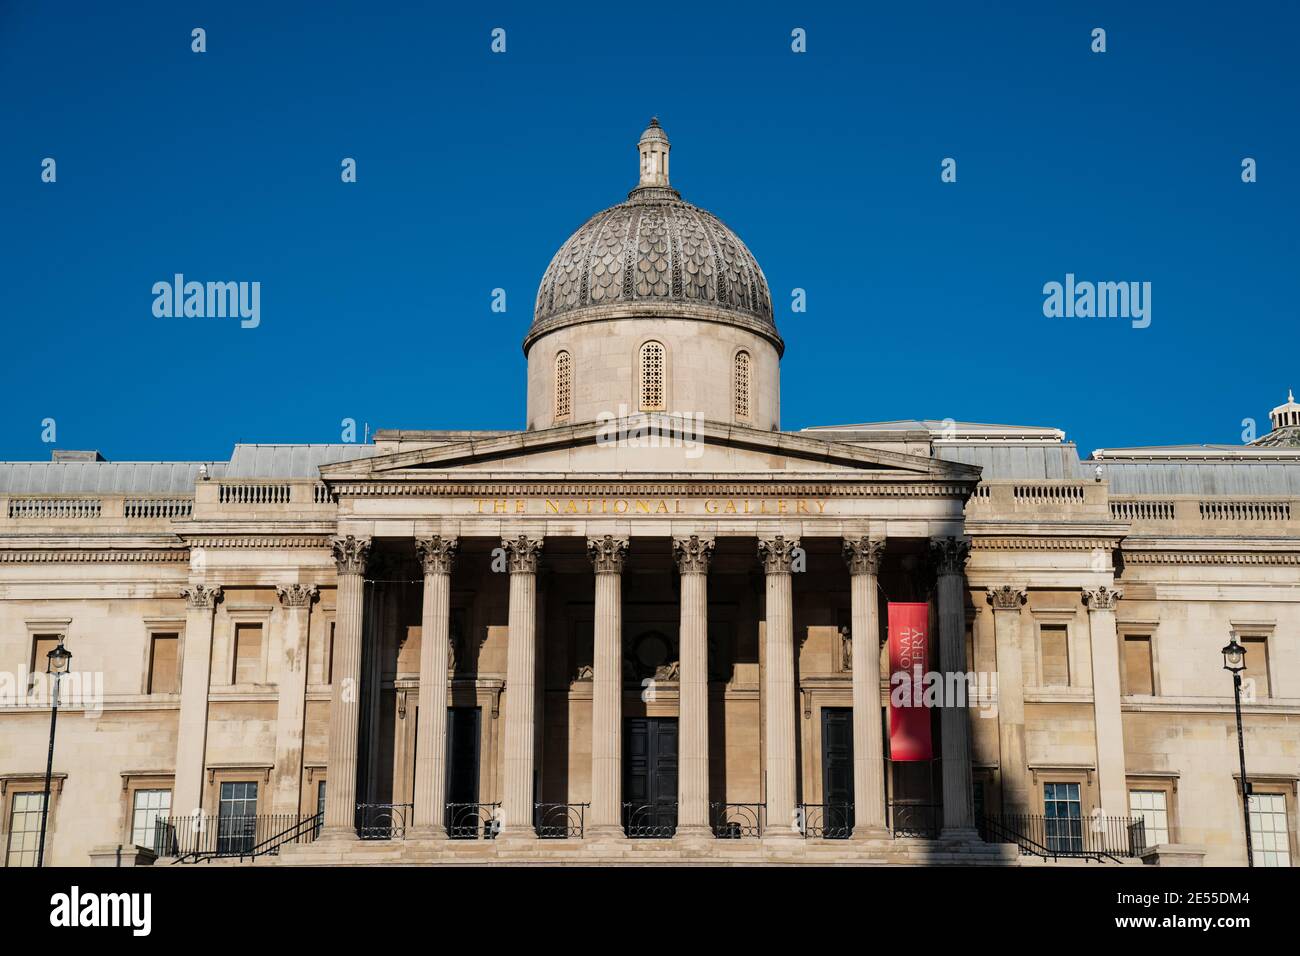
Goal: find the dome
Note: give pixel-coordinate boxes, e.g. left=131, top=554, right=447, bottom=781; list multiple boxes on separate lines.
left=526, top=119, right=781, bottom=356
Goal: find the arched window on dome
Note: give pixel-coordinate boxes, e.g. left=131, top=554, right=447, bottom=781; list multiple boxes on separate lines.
left=639, top=341, right=666, bottom=412
left=554, top=350, right=572, bottom=422
left=733, top=350, right=752, bottom=422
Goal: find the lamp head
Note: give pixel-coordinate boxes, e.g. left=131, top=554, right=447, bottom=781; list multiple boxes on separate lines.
left=1221, top=632, right=1246, bottom=674
left=46, top=638, right=72, bottom=675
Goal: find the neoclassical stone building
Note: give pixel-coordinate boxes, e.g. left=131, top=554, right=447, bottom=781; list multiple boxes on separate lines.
left=2, top=121, right=1297, bottom=867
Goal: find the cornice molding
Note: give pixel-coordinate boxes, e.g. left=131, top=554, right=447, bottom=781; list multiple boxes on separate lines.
left=184, top=534, right=333, bottom=550
left=0, top=549, right=189, bottom=564
left=972, top=537, right=1122, bottom=552
left=1122, top=550, right=1300, bottom=566
left=325, top=480, right=971, bottom=499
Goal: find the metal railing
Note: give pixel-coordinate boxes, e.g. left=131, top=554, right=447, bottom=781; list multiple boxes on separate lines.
left=355, top=803, right=412, bottom=840
left=710, top=802, right=765, bottom=838
left=446, top=802, right=501, bottom=840
left=534, top=802, right=588, bottom=839
left=799, top=802, right=853, bottom=840
left=978, top=813, right=1147, bottom=862
left=887, top=802, right=941, bottom=839
left=157, top=812, right=321, bottom=863
left=622, top=802, right=677, bottom=838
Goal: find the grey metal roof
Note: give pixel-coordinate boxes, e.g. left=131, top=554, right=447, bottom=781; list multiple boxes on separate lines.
left=1094, top=462, right=1300, bottom=496
left=0, top=461, right=227, bottom=494
left=933, top=443, right=1086, bottom=479
left=225, top=444, right=381, bottom=478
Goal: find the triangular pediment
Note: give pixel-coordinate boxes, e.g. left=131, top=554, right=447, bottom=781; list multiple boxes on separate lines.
left=318, top=420, right=980, bottom=483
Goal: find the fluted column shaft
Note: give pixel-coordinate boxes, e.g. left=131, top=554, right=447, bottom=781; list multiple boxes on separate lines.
left=272, top=585, right=317, bottom=814
left=845, top=538, right=886, bottom=836
left=987, top=586, right=1029, bottom=814
left=413, top=536, right=457, bottom=837
left=933, top=538, right=975, bottom=837
left=174, top=585, right=222, bottom=817
left=588, top=536, right=627, bottom=836
left=759, top=536, right=799, bottom=837
left=675, top=535, right=714, bottom=838
left=502, top=535, right=542, bottom=837
left=322, top=535, right=370, bottom=839
left=1084, top=586, right=1127, bottom=816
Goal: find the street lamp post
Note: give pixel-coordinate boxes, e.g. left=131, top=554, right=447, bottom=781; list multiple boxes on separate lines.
left=37, top=637, right=73, bottom=868
left=1221, top=632, right=1253, bottom=867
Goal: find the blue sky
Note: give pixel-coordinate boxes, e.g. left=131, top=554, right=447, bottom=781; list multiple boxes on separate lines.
left=2, top=1, right=1296, bottom=461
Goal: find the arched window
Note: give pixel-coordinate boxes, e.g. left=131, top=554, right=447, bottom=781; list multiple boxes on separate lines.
left=639, top=341, right=666, bottom=411
left=733, top=350, right=751, bottom=421
left=554, top=350, right=572, bottom=421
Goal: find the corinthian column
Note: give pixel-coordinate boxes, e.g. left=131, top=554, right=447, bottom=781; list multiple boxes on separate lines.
left=412, top=535, right=458, bottom=838
left=844, top=537, right=887, bottom=837
left=759, top=535, right=800, bottom=839
left=587, top=535, right=628, bottom=838
left=986, top=585, right=1028, bottom=815
left=501, top=534, right=542, bottom=838
left=174, top=584, right=222, bottom=818
left=1083, top=586, right=1127, bottom=817
left=931, top=537, right=976, bottom=838
left=321, top=534, right=370, bottom=840
left=272, top=584, right=317, bottom=814
left=674, top=534, right=715, bottom=839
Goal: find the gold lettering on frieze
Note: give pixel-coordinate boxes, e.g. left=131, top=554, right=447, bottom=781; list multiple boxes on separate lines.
left=474, top=497, right=829, bottom=516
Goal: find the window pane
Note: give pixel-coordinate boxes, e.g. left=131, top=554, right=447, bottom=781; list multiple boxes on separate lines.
left=1248, top=793, right=1291, bottom=867
left=1043, top=783, right=1082, bottom=852
left=131, top=789, right=172, bottom=848
left=1040, top=626, right=1070, bottom=686
left=6, top=793, right=47, bottom=868
left=218, top=782, right=258, bottom=855
left=1128, top=789, right=1169, bottom=845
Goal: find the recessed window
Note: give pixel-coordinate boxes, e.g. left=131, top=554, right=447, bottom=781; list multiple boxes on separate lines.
left=639, top=341, right=666, bottom=411
left=554, top=350, right=572, bottom=421
left=733, top=350, right=751, bottom=420
left=217, top=782, right=258, bottom=855
left=1248, top=793, right=1291, bottom=867
left=1043, top=782, right=1083, bottom=853
left=131, top=789, right=172, bottom=850
left=1241, top=636, right=1270, bottom=698
left=1123, top=635, right=1154, bottom=695
left=30, top=635, right=61, bottom=679
left=5, top=792, right=46, bottom=867
left=148, top=633, right=179, bottom=694
left=1040, top=625, right=1070, bottom=686
left=1128, top=789, right=1169, bottom=845
left=233, top=624, right=263, bottom=684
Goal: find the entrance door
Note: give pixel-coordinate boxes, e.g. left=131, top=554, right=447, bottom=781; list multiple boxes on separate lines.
left=821, top=708, right=855, bottom=838
left=623, top=717, right=678, bottom=836
left=445, top=707, right=482, bottom=837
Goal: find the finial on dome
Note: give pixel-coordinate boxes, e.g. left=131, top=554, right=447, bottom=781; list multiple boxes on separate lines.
left=637, top=118, right=671, bottom=188
left=1290, top=388, right=1295, bottom=404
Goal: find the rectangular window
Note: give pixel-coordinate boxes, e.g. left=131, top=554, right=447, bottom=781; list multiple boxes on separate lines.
left=233, top=624, right=263, bottom=684
left=1248, top=793, right=1291, bottom=867
left=1040, top=626, right=1070, bottom=686
left=30, top=635, right=60, bottom=678
left=1123, top=636, right=1154, bottom=695
left=1128, top=789, right=1169, bottom=845
left=148, top=634, right=179, bottom=694
left=1241, top=636, right=1269, bottom=698
left=130, top=789, right=172, bottom=850
left=1043, top=782, right=1083, bottom=853
left=217, top=781, right=258, bottom=855
left=5, top=792, right=46, bottom=867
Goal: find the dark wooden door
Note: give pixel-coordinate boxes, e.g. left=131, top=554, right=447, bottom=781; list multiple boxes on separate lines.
left=821, top=707, right=855, bottom=837
left=623, top=717, right=678, bottom=834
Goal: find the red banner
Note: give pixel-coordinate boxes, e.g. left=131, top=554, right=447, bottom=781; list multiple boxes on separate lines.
left=887, top=602, right=933, bottom=761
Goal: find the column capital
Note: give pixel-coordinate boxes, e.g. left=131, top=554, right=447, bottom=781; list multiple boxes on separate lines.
left=331, top=534, right=371, bottom=575
left=276, top=584, right=319, bottom=608
left=586, top=535, right=628, bottom=574
left=985, top=584, right=1027, bottom=610
left=929, top=536, right=970, bottom=576
left=503, top=534, right=543, bottom=574
left=181, top=584, right=223, bottom=610
left=1082, top=585, right=1123, bottom=611
left=416, top=535, right=459, bottom=576
left=758, top=535, right=800, bottom=574
left=673, top=535, right=714, bottom=575
left=842, top=536, right=885, bottom=576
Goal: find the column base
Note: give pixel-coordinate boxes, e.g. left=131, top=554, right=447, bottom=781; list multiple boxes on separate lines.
left=672, top=824, right=714, bottom=843
left=496, top=826, right=538, bottom=842
left=406, top=825, right=448, bottom=841
left=585, top=825, right=627, bottom=842
left=762, top=829, right=805, bottom=846
left=850, top=825, right=891, bottom=842
left=316, top=826, right=359, bottom=843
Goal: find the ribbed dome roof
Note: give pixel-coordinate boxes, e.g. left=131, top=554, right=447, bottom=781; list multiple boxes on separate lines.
left=526, top=121, right=780, bottom=354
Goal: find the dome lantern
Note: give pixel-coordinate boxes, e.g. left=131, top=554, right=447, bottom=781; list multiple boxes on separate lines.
left=637, top=117, right=671, bottom=190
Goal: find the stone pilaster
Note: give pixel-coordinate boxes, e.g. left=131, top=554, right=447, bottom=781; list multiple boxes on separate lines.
left=174, top=584, right=222, bottom=818
left=674, top=535, right=714, bottom=839
left=931, top=537, right=976, bottom=838
left=321, top=534, right=370, bottom=840
left=1083, top=585, right=1127, bottom=816
left=844, top=537, right=887, bottom=837
left=758, top=535, right=800, bottom=838
left=501, top=535, right=542, bottom=838
left=412, top=535, right=458, bottom=838
left=587, top=535, right=628, bottom=838
left=986, top=585, right=1029, bottom=815
left=271, top=584, right=317, bottom=814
